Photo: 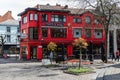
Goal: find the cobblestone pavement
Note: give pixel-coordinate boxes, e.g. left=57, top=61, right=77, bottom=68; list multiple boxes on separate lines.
left=0, top=58, right=120, bottom=80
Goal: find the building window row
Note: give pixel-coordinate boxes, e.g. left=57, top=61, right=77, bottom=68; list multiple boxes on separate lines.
left=27, top=27, right=103, bottom=40
left=51, top=15, right=66, bottom=22
left=42, top=28, right=67, bottom=38
left=41, top=28, right=103, bottom=39
left=22, top=13, right=101, bottom=24
left=73, top=28, right=102, bottom=38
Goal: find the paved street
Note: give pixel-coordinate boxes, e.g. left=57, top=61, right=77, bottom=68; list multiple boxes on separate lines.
left=0, top=58, right=120, bottom=80
left=0, top=58, right=93, bottom=80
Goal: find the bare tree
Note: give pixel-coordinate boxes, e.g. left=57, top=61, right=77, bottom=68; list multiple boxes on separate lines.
left=82, top=0, right=120, bottom=62
left=0, top=35, right=6, bottom=57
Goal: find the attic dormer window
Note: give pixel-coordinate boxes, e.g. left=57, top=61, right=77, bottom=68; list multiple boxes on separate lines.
left=86, top=16, right=91, bottom=24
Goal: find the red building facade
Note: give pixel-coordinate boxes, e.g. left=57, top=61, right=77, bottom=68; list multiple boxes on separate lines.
left=18, top=4, right=106, bottom=60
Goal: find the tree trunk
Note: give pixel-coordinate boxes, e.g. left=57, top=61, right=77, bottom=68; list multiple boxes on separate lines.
left=79, top=48, right=82, bottom=69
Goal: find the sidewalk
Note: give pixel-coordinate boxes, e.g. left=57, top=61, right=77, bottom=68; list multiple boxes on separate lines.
left=92, top=59, right=120, bottom=80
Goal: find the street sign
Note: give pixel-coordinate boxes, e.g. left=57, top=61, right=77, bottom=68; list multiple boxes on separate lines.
left=21, top=33, right=27, bottom=39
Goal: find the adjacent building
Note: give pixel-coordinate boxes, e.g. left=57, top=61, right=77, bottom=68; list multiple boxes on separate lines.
left=0, top=11, right=20, bottom=54
left=18, top=4, right=106, bottom=60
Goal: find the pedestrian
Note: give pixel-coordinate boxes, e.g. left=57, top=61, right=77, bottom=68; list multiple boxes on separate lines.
left=50, top=51, right=53, bottom=64
left=112, top=53, right=115, bottom=61
left=115, top=50, right=120, bottom=61
left=111, top=51, right=115, bottom=61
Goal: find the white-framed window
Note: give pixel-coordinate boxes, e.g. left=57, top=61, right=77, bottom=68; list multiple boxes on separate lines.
left=34, top=14, right=38, bottom=21
left=23, top=16, right=27, bottom=24
left=73, top=28, right=82, bottom=38
left=30, top=13, right=33, bottom=20
left=7, top=35, right=11, bottom=42
left=94, top=29, right=103, bottom=38
left=86, top=16, right=91, bottom=24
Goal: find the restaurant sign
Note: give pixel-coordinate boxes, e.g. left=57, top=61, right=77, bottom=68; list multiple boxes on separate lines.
left=45, top=22, right=64, bottom=27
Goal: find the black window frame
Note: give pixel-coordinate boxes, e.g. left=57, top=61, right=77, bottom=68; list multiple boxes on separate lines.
left=42, top=14, right=48, bottom=22
left=42, top=28, right=48, bottom=38
left=29, top=27, right=38, bottom=40
left=7, top=27, right=11, bottom=32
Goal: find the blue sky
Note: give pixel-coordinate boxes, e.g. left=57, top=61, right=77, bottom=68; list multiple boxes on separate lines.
left=0, top=0, right=69, bottom=19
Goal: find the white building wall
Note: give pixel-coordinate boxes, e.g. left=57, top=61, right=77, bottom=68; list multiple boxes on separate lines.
left=0, top=25, right=19, bottom=45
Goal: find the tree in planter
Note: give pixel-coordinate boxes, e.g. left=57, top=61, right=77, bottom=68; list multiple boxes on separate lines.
left=73, top=37, right=88, bottom=69
left=47, top=42, right=57, bottom=64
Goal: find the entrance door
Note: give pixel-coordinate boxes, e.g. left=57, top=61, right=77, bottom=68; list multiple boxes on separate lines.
left=30, top=46, right=37, bottom=59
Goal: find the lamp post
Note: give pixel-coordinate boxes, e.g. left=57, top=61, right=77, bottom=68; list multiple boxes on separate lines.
left=16, top=34, right=20, bottom=60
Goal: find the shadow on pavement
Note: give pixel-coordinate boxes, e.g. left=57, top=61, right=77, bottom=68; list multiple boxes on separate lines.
left=0, top=58, right=41, bottom=64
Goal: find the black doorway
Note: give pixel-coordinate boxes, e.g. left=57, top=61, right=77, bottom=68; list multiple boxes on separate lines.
left=30, top=46, right=37, bottom=59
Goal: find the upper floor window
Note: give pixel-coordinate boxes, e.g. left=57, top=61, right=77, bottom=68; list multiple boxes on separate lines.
left=23, top=16, right=27, bottom=24
left=22, top=29, right=26, bottom=33
left=7, top=27, right=11, bottom=32
left=94, top=29, right=103, bottom=38
left=86, top=16, right=91, bottom=24
left=51, top=28, right=67, bottom=38
left=17, top=27, right=20, bottom=33
left=85, top=29, right=91, bottom=38
left=34, top=14, right=38, bottom=21
left=30, top=13, right=33, bottom=20
left=7, top=35, right=11, bottom=42
left=42, top=14, right=48, bottom=22
left=73, top=18, right=82, bottom=23
left=42, top=28, right=48, bottom=38
left=51, top=15, right=66, bottom=22
left=94, top=19, right=99, bottom=24
left=29, top=27, right=38, bottom=40
left=30, top=13, right=38, bottom=21
left=73, top=28, right=82, bottom=38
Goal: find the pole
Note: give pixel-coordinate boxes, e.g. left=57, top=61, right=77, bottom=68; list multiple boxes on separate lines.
left=16, top=38, right=17, bottom=60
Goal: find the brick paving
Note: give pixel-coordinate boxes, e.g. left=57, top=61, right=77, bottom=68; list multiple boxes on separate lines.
left=0, top=58, right=120, bottom=80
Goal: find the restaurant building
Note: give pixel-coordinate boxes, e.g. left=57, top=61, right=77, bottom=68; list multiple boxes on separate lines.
left=18, top=4, right=106, bottom=60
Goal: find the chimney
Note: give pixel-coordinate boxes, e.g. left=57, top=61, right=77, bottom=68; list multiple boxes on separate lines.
left=56, top=3, right=61, bottom=6
left=36, top=4, right=40, bottom=9
left=64, top=5, right=68, bottom=9
left=46, top=3, right=50, bottom=6
left=8, top=11, right=12, bottom=15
